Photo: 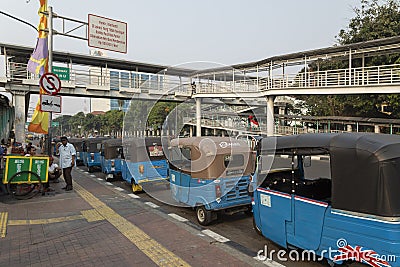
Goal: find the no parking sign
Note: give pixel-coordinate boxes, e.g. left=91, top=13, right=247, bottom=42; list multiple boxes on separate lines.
left=39, top=72, right=61, bottom=95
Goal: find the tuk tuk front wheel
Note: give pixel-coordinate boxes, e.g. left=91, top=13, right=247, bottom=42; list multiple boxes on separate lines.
left=196, top=206, right=212, bottom=226
left=253, top=217, right=262, bottom=236
left=132, top=183, right=142, bottom=193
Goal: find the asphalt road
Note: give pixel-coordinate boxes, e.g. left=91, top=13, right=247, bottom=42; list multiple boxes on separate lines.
left=77, top=157, right=339, bottom=267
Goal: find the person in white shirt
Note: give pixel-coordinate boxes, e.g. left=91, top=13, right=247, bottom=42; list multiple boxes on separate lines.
left=59, top=136, right=76, bottom=191
left=24, top=146, right=36, bottom=157
left=48, top=156, right=61, bottom=182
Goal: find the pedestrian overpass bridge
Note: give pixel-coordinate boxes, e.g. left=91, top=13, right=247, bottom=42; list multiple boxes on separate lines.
left=2, top=35, right=400, bottom=142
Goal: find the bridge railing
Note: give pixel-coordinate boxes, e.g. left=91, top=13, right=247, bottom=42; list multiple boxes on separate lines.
left=5, top=62, right=191, bottom=95
left=260, top=63, right=400, bottom=90
left=5, top=61, right=400, bottom=94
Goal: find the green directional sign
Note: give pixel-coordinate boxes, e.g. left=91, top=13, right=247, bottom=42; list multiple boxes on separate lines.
left=51, top=121, right=60, bottom=127
left=52, top=66, right=70, bottom=81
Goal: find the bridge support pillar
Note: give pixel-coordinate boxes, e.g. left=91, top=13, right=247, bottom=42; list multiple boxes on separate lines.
left=279, top=106, right=286, bottom=126
left=266, top=96, right=275, bottom=136
left=12, top=92, right=27, bottom=144
left=196, top=98, right=201, bottom=137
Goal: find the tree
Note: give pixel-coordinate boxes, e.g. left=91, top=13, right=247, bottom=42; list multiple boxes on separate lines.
left=147, top=102, right=177, bottom=131
left=103, top=110, right=124, bottom=136
left=298, top=0, right=400, bottom=118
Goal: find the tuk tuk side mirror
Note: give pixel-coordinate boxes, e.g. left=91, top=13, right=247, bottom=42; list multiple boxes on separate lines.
left=303, top=156, right=311, bottom=167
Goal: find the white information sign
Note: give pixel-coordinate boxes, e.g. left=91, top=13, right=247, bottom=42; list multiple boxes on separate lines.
left=40, top=95, right=62, bottom=113
left=88, top=14, right=127, bottom=53
left=260, top=194, right=271, bottom=207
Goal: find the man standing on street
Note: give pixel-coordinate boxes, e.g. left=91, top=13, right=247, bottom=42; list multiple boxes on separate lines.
left=59, top=136, right=76, bottom=191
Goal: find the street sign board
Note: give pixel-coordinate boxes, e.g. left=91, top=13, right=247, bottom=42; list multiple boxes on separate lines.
left=39, top=72, right=62, bottom=95
left=51, top=121, right=60, bottom=127
left=40, top=94, right=62, bottom=113
left=52, top=66, right=70, bottom=81
left=88, top=14, right=127, bottom=54
left=3, top=156, right=49, bottom=184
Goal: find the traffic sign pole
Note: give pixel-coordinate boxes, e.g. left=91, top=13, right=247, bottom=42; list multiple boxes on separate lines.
left=47, top=6, right=54, bottom=156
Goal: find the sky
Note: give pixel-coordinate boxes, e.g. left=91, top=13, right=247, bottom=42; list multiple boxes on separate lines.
left=0, top=0, right=360, bottom=115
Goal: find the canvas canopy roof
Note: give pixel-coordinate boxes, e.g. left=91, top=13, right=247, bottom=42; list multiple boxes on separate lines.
left=68, top=138, right=83, bottom=152
left=123, top=137, right=165, bottom=163
left=260, top=133, right=400, bottom=217
left=101, top=139, right=122, bottom=159
left=83, top=137, right=110, bottom=152
left=170, top=137, right=254, bottom=179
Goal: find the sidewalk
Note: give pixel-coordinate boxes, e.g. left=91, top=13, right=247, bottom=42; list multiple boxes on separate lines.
left=0, top=168, right=263, bottom=267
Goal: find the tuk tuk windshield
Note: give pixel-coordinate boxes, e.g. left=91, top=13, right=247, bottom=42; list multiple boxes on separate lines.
left=148, top=145, right=164, bottom=157
left=224, top=154, right=244, bottom=168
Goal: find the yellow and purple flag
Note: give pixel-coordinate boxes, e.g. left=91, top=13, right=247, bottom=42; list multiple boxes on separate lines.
left=28, top=102, right=49, bottom=134
left=27, top=37, right=48, bottom=75
left=28, top=0, right=49, bottom=134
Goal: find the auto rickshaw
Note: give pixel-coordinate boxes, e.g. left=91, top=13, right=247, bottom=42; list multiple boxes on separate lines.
left=122, top=137, right=168, bottom=192
left=251, top=133, right=400, bottom=266
left=68, top=138, right=84, bottom=166
left=82, top=137, right=109, bottom=172
left=100, top=138, right=124, bottom=181
left=169, top=137, right=254, bottom=226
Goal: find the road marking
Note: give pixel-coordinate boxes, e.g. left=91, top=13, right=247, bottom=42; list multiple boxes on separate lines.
left=168, top=213, right=188, bottom=222
left=74, top=182, right=189, bottom=267
left=8, top=215, right=84, bottom=225
left=0, top=212, right=8, bottom=238
left=7, top=209, right=105, bottom=226
left=81, top=209, right=104, bottom=222
left=253, top=257, right=286, bottom=267
left=97, top=178, right=103, bottom=181
left=128, top=193, right=140, bottom=199
left=202, top=229, right=230, bottom=243
left=105, top=182, right=113, bottom=186
left=90, top=174, right=96, bottom=177
left=145, top=202, right=160, bottom=209
left=114, top=187, right=124, bottom=192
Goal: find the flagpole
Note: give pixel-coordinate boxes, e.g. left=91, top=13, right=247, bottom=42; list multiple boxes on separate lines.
left=47, top=5, right=53, bottom=156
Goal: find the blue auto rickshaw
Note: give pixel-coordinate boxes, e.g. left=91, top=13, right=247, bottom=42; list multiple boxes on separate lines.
left=169, top=137, right=254, bottom=226
left=251, top=133, right=400, bottom=266
left=68, top=138, right=84, bottom=166
left=100, top=138, right=124, bottom=181
left=82, top=137, right=109, bottom=172
left=122, top=137, right=168, bottom=192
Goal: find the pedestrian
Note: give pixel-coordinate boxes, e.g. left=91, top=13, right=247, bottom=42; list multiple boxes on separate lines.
left=39, top=137, right=44, bottom=152
left=25, top=142, right=33, bottom=155
left=25, top=146, right=36, bottom=157
left=48, top=156, right=61, bottom=182
left=59, top=136, right=76, bottom=191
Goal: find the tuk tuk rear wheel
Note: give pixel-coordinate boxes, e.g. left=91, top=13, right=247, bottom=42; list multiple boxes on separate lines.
left=88, top=166, right=94, bottom=173
left=196, top=206, right=212, bottom=226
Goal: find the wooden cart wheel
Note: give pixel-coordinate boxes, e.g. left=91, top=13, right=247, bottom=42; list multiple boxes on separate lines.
left=7, top=171, right=42, bottom=200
